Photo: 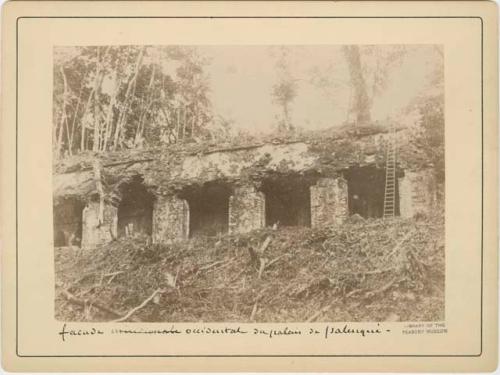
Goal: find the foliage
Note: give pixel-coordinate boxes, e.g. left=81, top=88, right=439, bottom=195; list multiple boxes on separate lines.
left=53, top=46, right=217, bottom=159
left=413, top=96, right=445, bottom=181
left=405, top=46, right=444, bottom=181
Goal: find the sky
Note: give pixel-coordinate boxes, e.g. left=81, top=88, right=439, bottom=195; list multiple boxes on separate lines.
left=57, top=44, right=443, bottom=135
left=192, top=45, right=443, bottom=134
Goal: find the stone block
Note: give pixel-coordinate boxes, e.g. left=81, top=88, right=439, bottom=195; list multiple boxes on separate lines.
left=153, top=195, right=189, bottom=243
left=81, top=201, right=117, bottom=249
left=229, top=184, right=265, bottom=234
left=311, top=177, right=348, bottom=228
left=399, top=169, right=437, bottom=218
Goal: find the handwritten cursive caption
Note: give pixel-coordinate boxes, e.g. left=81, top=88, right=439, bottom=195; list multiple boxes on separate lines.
left=58, top=323, right=391, bottom=342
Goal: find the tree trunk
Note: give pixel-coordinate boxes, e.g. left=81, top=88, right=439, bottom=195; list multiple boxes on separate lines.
left=80, top=89, right=95, bottom=152
left=283, top=102, right=293, bottom=132
left=69, top=86, right=83, bottom=156
left=102, top=70, right=118, bottom=152
left=175, top=107, right=180, bottom=141
left=92, top=48, right=103, bottom=152
left=56, top=66, right=69, bottom=158
left=181, top=106, right=187, bottom=140
left=112, top=47, right=145, bottom=151
left=343, top=45, right=371, bottom=125
left=134, top=64, right=156, bottom=146
left=92, top=159, right=105, bottom=226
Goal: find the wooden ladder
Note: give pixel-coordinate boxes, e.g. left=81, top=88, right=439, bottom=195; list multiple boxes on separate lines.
left=383, top=122, right=397, bottom=218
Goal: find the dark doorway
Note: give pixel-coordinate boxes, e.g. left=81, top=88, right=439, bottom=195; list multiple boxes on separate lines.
left=117, top=177, right=154, bottom=238
left=181, top=182, right=232, bottom=237
left=260, top=176, right=313, bottom=227
left=344, top=166, right=400, bottom=218
left=53, top=198, right=85, bottom=247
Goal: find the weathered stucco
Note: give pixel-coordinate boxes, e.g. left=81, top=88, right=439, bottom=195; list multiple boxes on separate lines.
left=228, top=184, right=265, bottom=234
left=81, top=201, right=118, bottom=249
left=152, top=195, right=190, bottom=243
left=399, top=169, right=438, bottom=218
left=311, top=177, right=348, bottom=228
left=53, top=127, right=412, bottom=200
left=53, top=127, right=440, bottom=249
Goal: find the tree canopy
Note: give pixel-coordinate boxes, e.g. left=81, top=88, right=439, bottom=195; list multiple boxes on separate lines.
left=53, top=46, right=217, bottom=158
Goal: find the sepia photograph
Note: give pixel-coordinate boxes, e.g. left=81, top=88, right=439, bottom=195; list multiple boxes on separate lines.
left=2, top=0, right=497, bottom=370
left=52, top=44, right=445, bottom=323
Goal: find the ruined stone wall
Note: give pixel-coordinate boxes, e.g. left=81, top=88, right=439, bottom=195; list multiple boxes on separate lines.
left=53, top=199, right=84, bottom=247
left=153, top=195, right=189, bottom=243
left=310, top=177, right=348, bottom=228
left=81, top=201, right=118, bottom=249
left=54, top=221, right=82, bottom=247
left=55, top=129, right=409, bottom=202
left=399, top=169, right=437, bottom=218
left=228, top=184, right=265, bottom=234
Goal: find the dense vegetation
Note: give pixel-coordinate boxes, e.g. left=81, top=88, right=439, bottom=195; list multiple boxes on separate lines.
left=54, top=45, right=444, bottom=171
left=55, top=214, right=444, bottom=322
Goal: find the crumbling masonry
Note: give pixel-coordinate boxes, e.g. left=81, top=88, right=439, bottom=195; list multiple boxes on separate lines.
left=53, top=127, right=440, bottom=249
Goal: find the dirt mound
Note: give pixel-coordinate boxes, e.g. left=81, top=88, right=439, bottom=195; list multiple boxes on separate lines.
left=55, top=214, right=444, bottom=322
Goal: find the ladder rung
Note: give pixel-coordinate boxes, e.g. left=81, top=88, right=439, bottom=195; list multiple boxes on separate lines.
left=384, top=126, right=397, bottom=212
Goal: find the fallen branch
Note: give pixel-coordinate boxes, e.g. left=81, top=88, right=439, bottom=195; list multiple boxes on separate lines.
left=384, top=229, right=417, bottom=261
left=247, top=246, right=259, bottom=264
left=408, top=248, right=432, bottom=268
left=342, top=266, right=396, bottom=276
left=107, top=273, right=120, bottom=285
left=259, top=235, right=272, bottom=255
left=267, top=283, right=294, bottom=305
left=257, top=258, right=268, bottom=279
left=250, top=302, right=258, bottom=321
left=249, top=288, right=268, bottom=321
left=112, top=288, right=165, bottom=323
left=174, top=265, right=181, bottom=287
left=294, top=277, right=331, bottom=298
left=264, top=254, right=287, bottom=270
left=306, top=299, right=338, bottom=322
left=256, top=254, right=287, bottom=280
left=104, top=271, right=124, bottom=277
left=364, top=277, right=400, bottom=299
left=407, top=251, right=426, bottom=275
left=230, top=267, right=248, bottom=283
left=198, top=260, right=225, bottom=272
left=59, top=287, right=122, bottom=318
left=345, top=288, right=363, bottom=298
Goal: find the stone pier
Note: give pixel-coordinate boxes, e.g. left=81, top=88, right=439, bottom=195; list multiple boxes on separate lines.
left=81, top=201, right=118, bottom=249
left=310, top=177, right=348, bottom=227
left=399, top=169, right=437, bottom=218
left=228, top=184, right=265, bottom=233
left=152, top=194, right=190, bottom=243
